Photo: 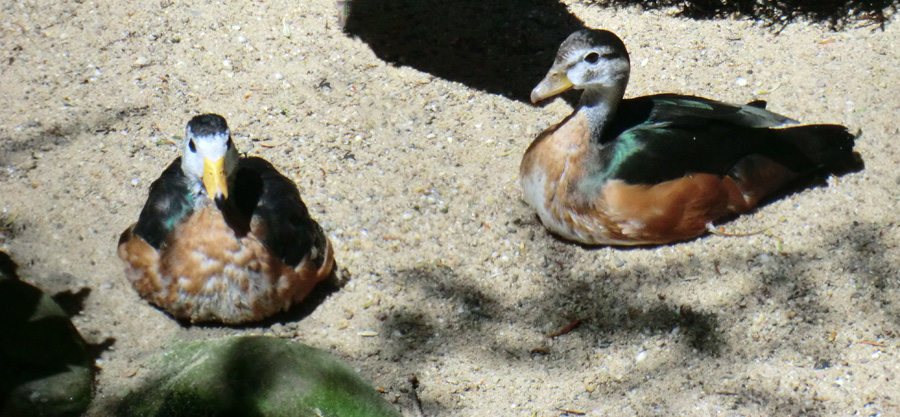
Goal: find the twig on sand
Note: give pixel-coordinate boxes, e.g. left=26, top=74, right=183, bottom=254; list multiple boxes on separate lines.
left=706, top=223, right=768, bottom=237
left=546, top=318, right=584, bottom=338
left=555, top=407, right=586, bottom=415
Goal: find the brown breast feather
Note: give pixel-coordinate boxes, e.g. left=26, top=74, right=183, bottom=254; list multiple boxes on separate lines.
left=119, top=207, right=334, bottom=323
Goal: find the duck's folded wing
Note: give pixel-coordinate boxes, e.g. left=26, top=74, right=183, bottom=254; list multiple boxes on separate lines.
left=131, top=158, right=193, bottom=249
left=611, top=94, right=797, bottom=137
left=232, top=157, right=330, bottom=269
left=599, top=117, right=831, bottom=186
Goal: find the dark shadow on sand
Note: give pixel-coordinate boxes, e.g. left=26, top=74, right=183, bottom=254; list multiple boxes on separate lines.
left=343, top=0, right=586, bottom=103
left=591, top=0, right=895, bottom=30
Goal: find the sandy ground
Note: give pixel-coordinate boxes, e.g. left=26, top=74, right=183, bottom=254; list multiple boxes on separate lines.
left=2, top=0, right=900, bottom=415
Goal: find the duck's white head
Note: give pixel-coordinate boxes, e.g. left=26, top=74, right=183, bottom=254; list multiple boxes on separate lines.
left=180, top=114, right=239, bottom=201
left=531, top=29, right=630, bottom=104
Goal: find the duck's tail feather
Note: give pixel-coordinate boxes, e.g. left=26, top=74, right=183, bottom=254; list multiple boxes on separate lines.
left=729, top=124, right=862, bottom=207
left=774, top=124, right=862, bottom=174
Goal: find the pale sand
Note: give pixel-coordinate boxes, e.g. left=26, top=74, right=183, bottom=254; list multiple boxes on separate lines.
left=1, top=1, right=899, bottom=415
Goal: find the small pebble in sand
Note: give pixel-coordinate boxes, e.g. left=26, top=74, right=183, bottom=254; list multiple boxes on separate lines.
left=636, top=350, right=648, bottom=363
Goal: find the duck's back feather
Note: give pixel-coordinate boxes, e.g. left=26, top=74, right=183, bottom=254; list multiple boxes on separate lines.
left=230, top=157, right=329, bottom=270
left=596, top=95, right=856, bottom=187
left=608, top=95, right=797, bottom=137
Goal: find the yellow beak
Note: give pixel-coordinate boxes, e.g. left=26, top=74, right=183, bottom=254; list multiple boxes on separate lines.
left=202, top=157, right=228, bottom=200
left=530, top=70, right=573, bottom=104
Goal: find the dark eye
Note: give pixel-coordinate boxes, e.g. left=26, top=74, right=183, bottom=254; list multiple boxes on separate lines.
left=188, top=139, right=197, bottom=152
left=584, top=52, right=600, bottom=64
left=226, top=138, right=234, bottom=149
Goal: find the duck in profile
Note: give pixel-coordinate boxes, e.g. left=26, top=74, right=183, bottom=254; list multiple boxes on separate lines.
left=521, top=29, right=859, bottom=245
left=119, top=114, right=334, bottom=324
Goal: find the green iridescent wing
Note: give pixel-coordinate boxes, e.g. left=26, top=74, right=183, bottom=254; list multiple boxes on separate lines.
left=597, top=94, right=849, bottom=185
left=131, top=158, right=194, bottom=249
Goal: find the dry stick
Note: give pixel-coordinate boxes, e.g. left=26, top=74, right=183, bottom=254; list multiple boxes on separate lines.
left=705, top=222, right=769, bottom=237
left=706, top=223, right=789, bottom=253
left=555, top=407, right=586, bottom=415
left=546, top=319, right=584, bottom=338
